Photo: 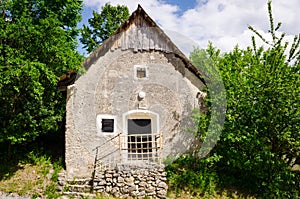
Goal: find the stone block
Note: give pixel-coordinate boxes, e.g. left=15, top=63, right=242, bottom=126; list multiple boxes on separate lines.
left=94, top=186, right=105, bottom=190
left=128, top=184, right=137, bottom=192
left=125, top=176, right=134, bottom=183
left=105, top=173, right=112, bottom=178
left=130, top=190, right=139, bottom=197
left=118, top=176, right=124, bottom=183
left=138, top=190, right=146, bottom=196
left=160, top=177, right=167, bottom=181
left=106, top=178, right=112, bottom=182
left=111, top=186, right=120, bottom=194
left=106, top=186, right=112, bottom=193
left=146, top=186, right=155, bottom=193
left=158, top=181, right=168, bottom=189
left=139, top=181, right=147, bottom=187
left=157, top=189, right=167, bottom=198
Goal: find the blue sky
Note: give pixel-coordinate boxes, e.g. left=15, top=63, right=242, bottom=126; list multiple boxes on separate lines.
left=163, top=0, right=197, bottom=14
left=79, top=0, right=300, bottom=56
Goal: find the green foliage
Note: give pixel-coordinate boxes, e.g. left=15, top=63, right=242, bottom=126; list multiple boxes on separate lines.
left=168, top=1, right=299, bottom=198
left=45, top=164, right=62, bottom=198
left=192, top=109, right=210, bottom=141
left=190, top=45, right=226, bottom=158
left=26, top=150, right=51, bottom=168
left=80, top=3, right=129, bottom=53
left=166, top=155, right=219, bottom=196
left=215, top=2, right=299, bottom=198
left=0, top=0, right=84, bottom=147
left=214, top=42, right=300, bottom=197
left=0, top=147, right=64, bottom=198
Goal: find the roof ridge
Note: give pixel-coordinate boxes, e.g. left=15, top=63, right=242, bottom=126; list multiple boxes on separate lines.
left=82, top=4, right=207, bottom=84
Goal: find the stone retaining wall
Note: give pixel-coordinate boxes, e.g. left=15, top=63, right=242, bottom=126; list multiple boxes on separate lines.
left=59, top=163, right=168, bottom=198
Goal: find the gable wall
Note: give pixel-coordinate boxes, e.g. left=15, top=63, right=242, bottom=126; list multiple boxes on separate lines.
left=65, top=48, right=205, bottom=178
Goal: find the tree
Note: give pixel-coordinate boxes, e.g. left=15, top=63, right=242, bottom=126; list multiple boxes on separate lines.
left=189, top=1, right=299, bottom=197
left=80, top=3, right=129, bottom=53
left=0, top=0, right=84, bottom=157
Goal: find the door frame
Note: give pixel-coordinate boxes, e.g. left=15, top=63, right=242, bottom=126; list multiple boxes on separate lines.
left=122, top=110, right=159, bottom=162
left=123, top=110, right=159, bottom=135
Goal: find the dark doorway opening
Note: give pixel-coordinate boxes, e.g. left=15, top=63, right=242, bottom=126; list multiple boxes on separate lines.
left=127, top=119, right=152, bottom=160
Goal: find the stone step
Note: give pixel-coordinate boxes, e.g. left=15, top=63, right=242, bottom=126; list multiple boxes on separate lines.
left=63, top=191, right=96, bottom=198
left=66, top=184, right=92, bottom=192
left=67, top=178, right=92, bottom=185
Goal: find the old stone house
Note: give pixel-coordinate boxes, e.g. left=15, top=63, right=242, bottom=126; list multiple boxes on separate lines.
left=59, top=5, right=206, bottom=197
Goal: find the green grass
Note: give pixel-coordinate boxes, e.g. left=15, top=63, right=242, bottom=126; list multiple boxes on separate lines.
left=0, top=136, right=65, bottom=198
left=0, top=150, right=63, bottom=198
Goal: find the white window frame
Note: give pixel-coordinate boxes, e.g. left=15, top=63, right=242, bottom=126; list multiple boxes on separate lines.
left=96, top=114, right=117, bottom=135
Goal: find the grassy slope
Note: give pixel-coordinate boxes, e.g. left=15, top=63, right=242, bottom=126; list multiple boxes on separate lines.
left=0, top=158, right=255, bottom=199
left=0, top=151, right=62, bottom=198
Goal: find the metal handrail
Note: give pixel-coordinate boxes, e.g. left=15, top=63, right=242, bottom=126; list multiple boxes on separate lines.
left=93, top=132, right=163, bottom=172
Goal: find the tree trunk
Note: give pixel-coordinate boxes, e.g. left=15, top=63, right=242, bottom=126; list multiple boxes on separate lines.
left=8, top=140, right=12, bottom=160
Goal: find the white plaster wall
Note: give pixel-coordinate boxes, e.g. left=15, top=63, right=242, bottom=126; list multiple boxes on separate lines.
left=65, top=49, right=205, bottom=178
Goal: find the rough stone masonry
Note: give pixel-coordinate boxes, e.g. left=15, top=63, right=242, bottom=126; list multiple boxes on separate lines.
left=58, top=163, right=168, bottom=198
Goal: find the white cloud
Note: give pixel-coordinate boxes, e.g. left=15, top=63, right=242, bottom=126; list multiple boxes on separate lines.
left=83, top=0, right=300, bottom=54
left=84, top=0, right=180, bottom=29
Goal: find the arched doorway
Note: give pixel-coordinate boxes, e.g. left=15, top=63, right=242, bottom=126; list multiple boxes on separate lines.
left=122, top=110, right=161, bottom=162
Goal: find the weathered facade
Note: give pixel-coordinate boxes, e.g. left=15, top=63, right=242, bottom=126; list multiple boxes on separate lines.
left=62, top=5, right=206, bottom=198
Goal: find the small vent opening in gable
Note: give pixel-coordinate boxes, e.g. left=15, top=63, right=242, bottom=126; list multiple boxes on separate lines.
left=134, top=65, right=148, bottom=79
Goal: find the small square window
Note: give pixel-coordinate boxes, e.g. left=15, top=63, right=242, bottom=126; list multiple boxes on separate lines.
left=101, top=119, right=114, bottom=132
left=134, top=65, right=148, bottom=80
left=97, top=114, right=117, bottom=135
left=137, top=68, right=146, bottom=78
